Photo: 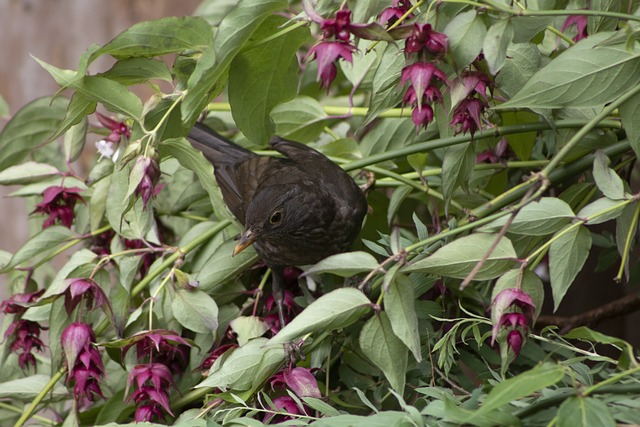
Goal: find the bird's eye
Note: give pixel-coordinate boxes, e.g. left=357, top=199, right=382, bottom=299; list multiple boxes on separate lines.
left=269, top=210, right=283, bottom=224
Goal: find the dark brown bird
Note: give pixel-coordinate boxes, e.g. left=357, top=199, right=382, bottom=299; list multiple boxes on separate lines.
left=187, top=123, right=367, bottom=328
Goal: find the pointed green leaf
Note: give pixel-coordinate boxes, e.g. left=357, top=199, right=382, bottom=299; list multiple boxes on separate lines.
left=483, top=19, right=514, bottom=74
left=172, top=288, right=218, bottom=333
left=577, top=197, right=627, bottom=224
left=0, top=96, right=69, bottom=171
left=305, top=251, right=379, bottom=277
left=473, top=363, right=565, bottom=417
left=182, top=0, right=287, bottom=127
left=229, top=316, right=269, bottom=346
left=384, top=276, right=422, bottom=362
left=549, top=226, right=591, bottom=310
left=441, top=142, right=475, bottom=208
left=498, top=33, right=640, bottom=109
left=479, top=197, right=575, bottom=236
left=593, top=150, right=625, bottom=200
left=403, top=233, right=517, bottom=280
left=94, top=16, right=212, bottom=60
left=359, top=312, right=407, bottom=394
left=557, top=397, right=616, bottom=427
left=228, top=15, right=310, bottom=143
left=620, top=92, right=640, bottom=158
left=268, top=288, right=372, bottom=345
left=0, top=162, right=61, bottom=185
left=444, top=10, right=487, bottom=69
left=0, top=226, right=75, bottom=272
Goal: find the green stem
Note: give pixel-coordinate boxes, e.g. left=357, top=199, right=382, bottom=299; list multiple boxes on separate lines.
left=31, top=225, right=112, bottom=270
left=14, top=368, right=66, bottom=427
left=583, top=365, right=640, bottom=396
left=130, top=219, right=232, bottom=298
left=615, top=201, right=640, bottom=281
left=343, top=120, right=621, bottom=172
left=541, top=84, right=640, bottom=177
left=0, top=402, right=55, bottom=425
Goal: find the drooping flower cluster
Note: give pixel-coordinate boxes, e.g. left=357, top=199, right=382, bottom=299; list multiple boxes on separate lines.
left=450, top=70, right=493, bottom=137
left=133, top=156, right=162, bottom=209
left=379, top=0, right=414, bottom=27
left=61, top=278, right=110, bottom=316
left=61, top=323, right=106, bottom=406
left=491, top=288, right=536, bottom=357
left=400, top=24, right=449, bottom=130
left=122, top=330, right=191, bottom=422
left=265, top=367, right=321, bottom=423
left=1, top=289, right=46, bottom=370
left=306, top=8, right=357, bottom=91
left=33, top=186, right=84, bottom=229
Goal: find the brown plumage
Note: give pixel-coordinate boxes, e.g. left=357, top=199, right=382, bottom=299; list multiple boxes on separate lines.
left=187, top=123, right=367, bottom=327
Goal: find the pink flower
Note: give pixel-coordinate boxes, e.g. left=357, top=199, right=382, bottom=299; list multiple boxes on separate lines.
left=122, top=329, right=192, bottom=374
left=321, top=9, right=352, bottom=41
left=133, top=156, right=162, bottom=209
left=405, top=23, right=448, bottom=56
left=561, top=14, right=588, bottom=42
left=0, top=289, right=44, bottom=315
left=307, top=41, right=355, bottom=91
left=264, top=396, right=306, bottom=423
left=33, top=186, right=84, bottom=228
left=506, top=330, right=524, bottom=356
left=379, top=0, right=414, bottom=26
left=200, top=343, right=238, bottom=372
left=96, top=112, right=130, bottom=144
left=270, top=367, right=321, bottom=398
left=61, top=278, right=109, bottom=316
left=125, top=363, right=176, bottom=422
left=5, top=319, right=46, bottom=370
left=401, top=62, right=447, bottom=106
left=61, top=323, right=105, bottom=405
left=451, top=98, right=486, bottom=137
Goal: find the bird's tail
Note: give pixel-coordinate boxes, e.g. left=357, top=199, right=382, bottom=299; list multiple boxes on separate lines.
left=187, top=123, right=256, bottom=166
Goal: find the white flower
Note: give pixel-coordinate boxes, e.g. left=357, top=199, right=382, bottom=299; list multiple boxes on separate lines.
left=95, top=140, right=115, bottom=160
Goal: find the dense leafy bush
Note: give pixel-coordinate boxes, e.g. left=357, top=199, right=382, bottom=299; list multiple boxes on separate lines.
left=2, top=0, right=640, bottom=426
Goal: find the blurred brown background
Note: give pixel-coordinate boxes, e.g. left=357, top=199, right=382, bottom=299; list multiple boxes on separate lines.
left=0, top=0, right=201, bottom=295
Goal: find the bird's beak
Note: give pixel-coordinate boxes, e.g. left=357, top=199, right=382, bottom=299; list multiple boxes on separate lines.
left=233, top=229, right=256, bottom=256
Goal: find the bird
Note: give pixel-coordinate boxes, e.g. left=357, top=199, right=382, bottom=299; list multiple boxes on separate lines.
left=187, top=123, right=368, bottom=329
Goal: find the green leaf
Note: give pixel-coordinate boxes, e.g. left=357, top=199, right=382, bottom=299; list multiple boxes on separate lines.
left=198, top=338, right=284, bottom=391
left=172, top=288, right=218, bottom=333
left=403, top=233, right=517, bottom=280
left=98, top=58, right=173, bottom=85
left=492, top=269, right=544, bottom=318
left=444, top=10, right=487, bottom=68
left=305, top=251, right=379, bottom=277
left=34, top=57, right=143, bottom=120
left=557, top=397, right=616, bottom=427
left=577, top=197, right=627, bottom=224
left=359, top=312, right=408, bottom=394
left=384, top=276, right=422, bottom=362
left=0, top=374, right=68, bottom=401
left=479, top=197, right=575, bottom=235
left=94, top=16, right=213, bottom=60
left=196, top=239, right=259, bottom=292
left=472, top=363, right=565, bottom=417
left=50, top=92, right=96, bottom=143
left=0, top=96, right=69, bottom=171
left=619, top=91, right=640, bottom=158
left=229, top=316, right=269, bottom=346
left=498, top=34, right=640, bottom=109
left=228, top=15, right=310, bottom=143
left=549, top=226, right=591, bottom=310
left=483, top=19, right=514, bottom=74
left=441, top=142, right=475, bottom=209
left=268, top=288, right=372, bottom=345
left=182, top=0, right=287, bottom=127
left=563, top=326, right=635, bottom=367
left=64, top=118, right=89, bottom=163
left=0, top=162, right=61, bottom=185
left=359, top=118, right=416, bottom=157
left=0, top=226, right=75, bottom=272
left=616, top=203, right=638, bottom=280
left=593, top=150, right=625, bottom=200
left=495, top=43, right=542, bottom=98
left=159, top=137, right=234, bottom=222
left=271, top=96, right=330, bottom=142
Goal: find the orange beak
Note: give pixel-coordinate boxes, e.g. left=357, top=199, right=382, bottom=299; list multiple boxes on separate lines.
left=233, top=229, right=256, bottom=256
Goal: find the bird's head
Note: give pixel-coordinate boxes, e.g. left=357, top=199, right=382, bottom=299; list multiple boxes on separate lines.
left=233, top=183, right=332, bottom=257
